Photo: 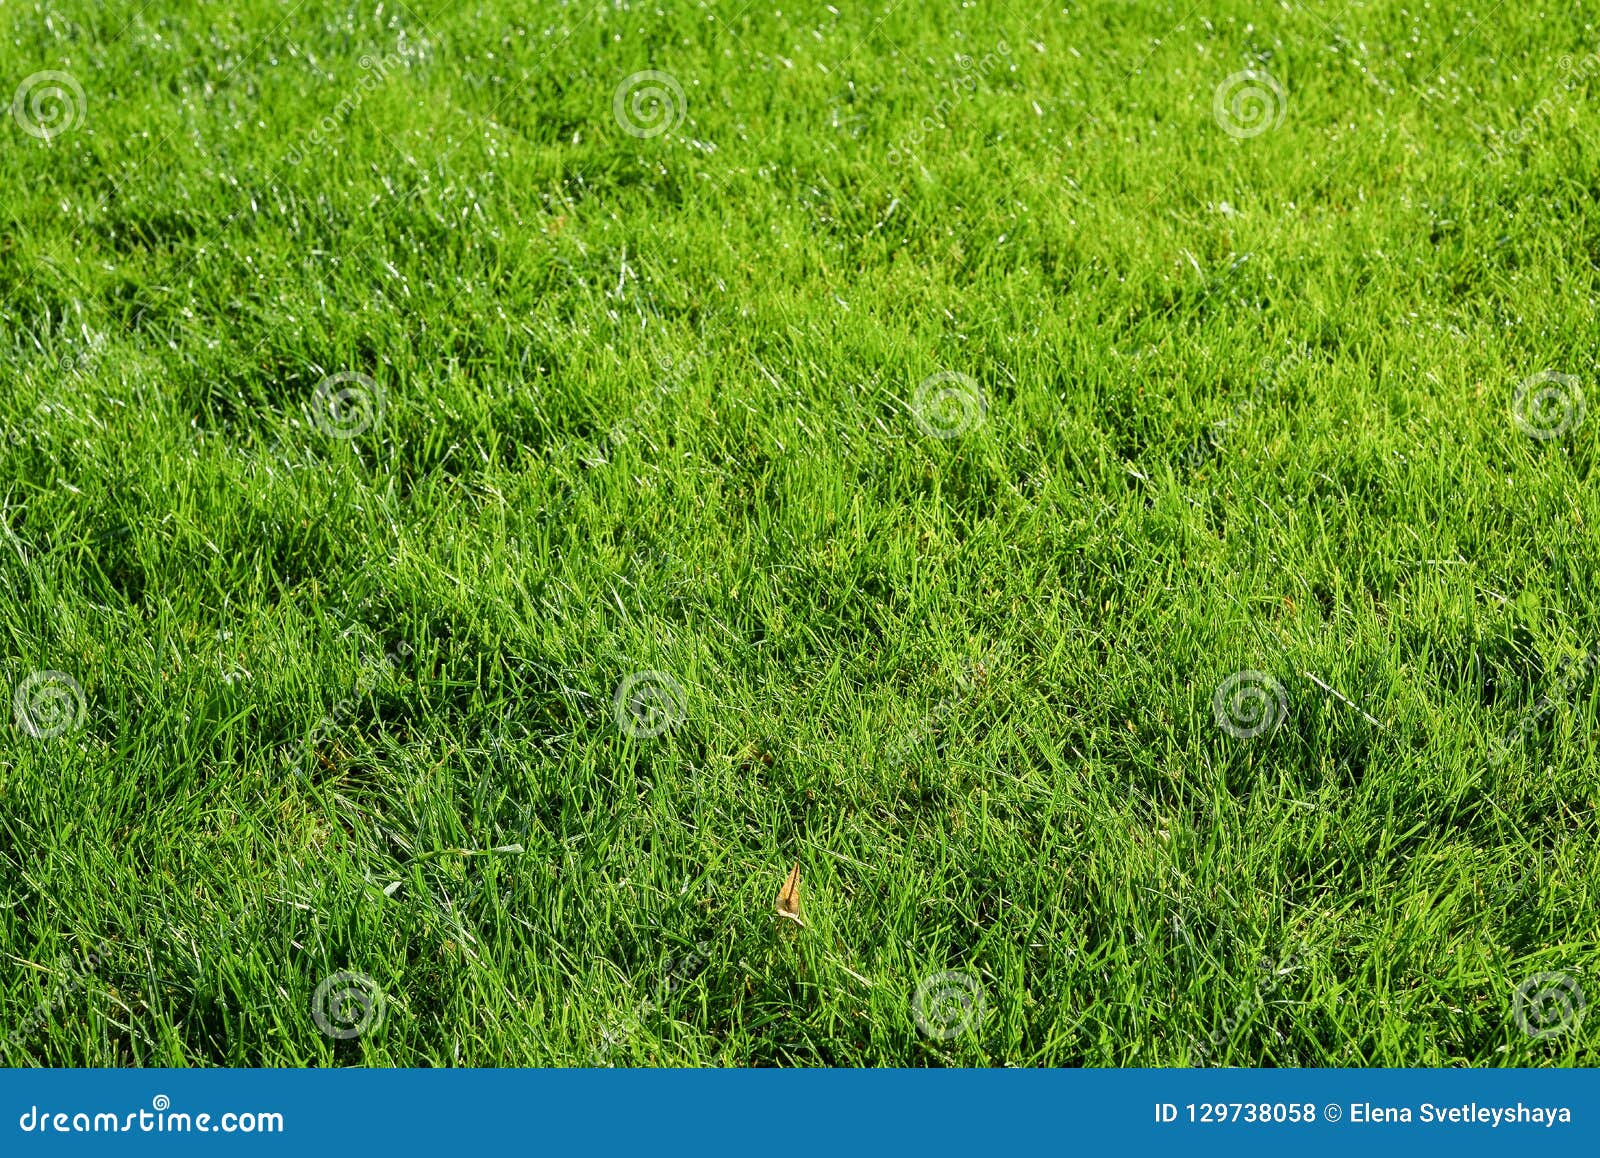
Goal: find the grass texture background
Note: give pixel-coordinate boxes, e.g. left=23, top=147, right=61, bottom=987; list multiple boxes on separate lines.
left=1, top=0, right=1597, bottom=1065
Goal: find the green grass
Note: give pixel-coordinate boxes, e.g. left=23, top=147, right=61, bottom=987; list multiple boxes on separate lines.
left=2, top=0, right=1598, bottom=1067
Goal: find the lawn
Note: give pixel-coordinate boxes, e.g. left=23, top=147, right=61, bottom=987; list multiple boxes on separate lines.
left=1, top=0, right=1597, bottom=1066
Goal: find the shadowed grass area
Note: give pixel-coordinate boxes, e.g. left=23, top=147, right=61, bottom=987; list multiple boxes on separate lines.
left=0, top=0, right=1596, bottom=1066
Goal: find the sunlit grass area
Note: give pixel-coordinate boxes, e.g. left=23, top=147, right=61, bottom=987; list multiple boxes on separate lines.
left=1, top=0, right=1597, bottom=1065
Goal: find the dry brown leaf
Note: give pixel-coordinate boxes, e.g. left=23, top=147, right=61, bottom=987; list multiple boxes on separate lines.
left=775, top=861, right=803, bottom=925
